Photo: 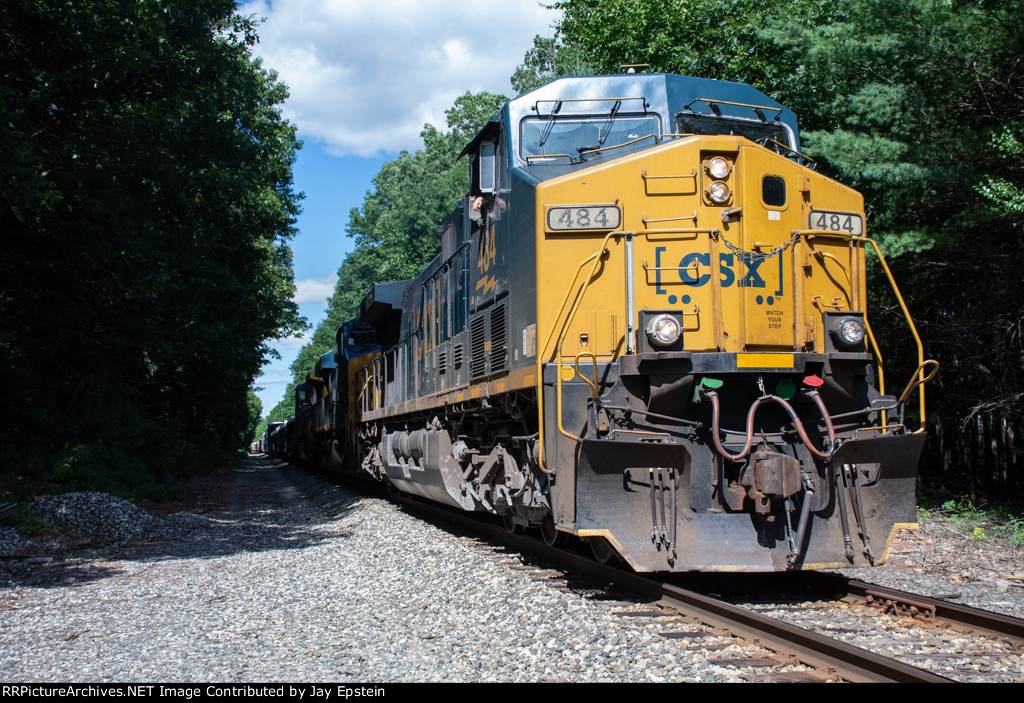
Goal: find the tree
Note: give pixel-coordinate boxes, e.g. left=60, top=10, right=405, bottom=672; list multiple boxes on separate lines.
left=766, top=0, right=1024, bottom=251
left=0, top=0, right=302, bottom=499
left=511, top=34, right=597, bottom=95
left=550, top=0, right=830, bottom=95
left=977, top=129, right=1024, bottom=224
left=245, top=390, right=263, bottom=447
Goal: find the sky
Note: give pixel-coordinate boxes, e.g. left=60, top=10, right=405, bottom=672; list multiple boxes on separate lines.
left=244, top=0, right=560, bottom=415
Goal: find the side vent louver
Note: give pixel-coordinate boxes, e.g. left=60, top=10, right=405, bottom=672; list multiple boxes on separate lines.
left=454, top=343, right=464, bottom=369
left=470, top=316, right=487, bottom=379
left=490, top=304, right=507, bottom=374
left=470, top=304, right=508, bottom=381
left=438, top=350, right=447, bottom=375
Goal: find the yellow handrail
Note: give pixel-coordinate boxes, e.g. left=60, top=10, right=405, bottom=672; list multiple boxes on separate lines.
left=799, top=229, right=937, bottom=431
left=578, top=133, right=658, bottom=157
left=537, top=231, right=616, bottom=472
left=574, top=352, right=600, bottom=400
left=898, top=360, right=940, bottom=405
left=804, top=237, right=888, bottom=426
left=538, top=226, right=714, bottom=467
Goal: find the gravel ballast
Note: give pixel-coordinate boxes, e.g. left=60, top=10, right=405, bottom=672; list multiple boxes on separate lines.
left=0, top=458, right=775, bottom=682
left=1, top=456, right=1022, bottom=682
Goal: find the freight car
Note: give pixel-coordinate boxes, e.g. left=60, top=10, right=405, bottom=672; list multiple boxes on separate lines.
left=281, top=70, right=936, bottom=572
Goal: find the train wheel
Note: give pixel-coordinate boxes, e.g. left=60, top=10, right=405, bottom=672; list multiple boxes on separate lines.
left=587, top=536, right=616, bottom=564
left=540, top=516, right=565, bottom=547
left=502, top=512, right=519, bottom=533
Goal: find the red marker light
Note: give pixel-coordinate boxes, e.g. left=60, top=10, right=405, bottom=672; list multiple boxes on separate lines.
left=803, top=374, right=824, bottom=387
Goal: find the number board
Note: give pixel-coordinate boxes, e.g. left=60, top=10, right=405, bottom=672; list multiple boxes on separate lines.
left=547, top=205, right=622, bottom=232
left=809, top=210, right=864, bottom=236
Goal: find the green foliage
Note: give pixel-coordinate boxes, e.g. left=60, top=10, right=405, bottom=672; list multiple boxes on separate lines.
left=940, top=497, right=986, bottom=520
left=766, top=0, right=1024, bottom=255
left=38, top=439, right=185, bottom=503
left=0, top=504, right=49, bottom=537
left=46, top=445, right=93, bottom=487
left=266, top=91, right=508, bottom=414
left=0, top=0, right=303, bottom=498
left=245, top=389, right=263, bottom=446
left=551, top=0, right=827, bottom=94
left=926, top=496, right=1024, bottom=548
left=977, top=129, right=1024, bottom=223
left=511, top=34, right=597, bottom=95
left=992, top=516, right=1024, bottom=548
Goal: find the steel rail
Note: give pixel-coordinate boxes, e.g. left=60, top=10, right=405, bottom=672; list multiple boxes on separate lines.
left=653, top=581, right=950, bottom=683
left=809, top=572, right=1024, bottom=642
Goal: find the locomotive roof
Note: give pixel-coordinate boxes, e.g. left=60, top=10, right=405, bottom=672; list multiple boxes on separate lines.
left=462, top=72, right=801, bottom=163
left=314, top=350, right=337, bottom=375
left=359, top=279, right=410, bottom=323
left=357, top=279, right=411, bottom=351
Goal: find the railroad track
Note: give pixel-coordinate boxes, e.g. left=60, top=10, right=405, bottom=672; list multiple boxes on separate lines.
left=732, top=573, right=1024, bottom=682
left=389, top=492, right=1024, bottom=683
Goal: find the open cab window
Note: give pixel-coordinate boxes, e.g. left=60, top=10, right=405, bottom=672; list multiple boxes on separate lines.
left=675, top=111, right=795, bottom=149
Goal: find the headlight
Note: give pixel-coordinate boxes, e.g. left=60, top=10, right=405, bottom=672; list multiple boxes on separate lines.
left=707, top=157, right=731, bottom=179
left=835, top=317, right=865, bottom=347
left=646, top=314, right=681, bottom=347
left=708, top=181, right=730, bottom=203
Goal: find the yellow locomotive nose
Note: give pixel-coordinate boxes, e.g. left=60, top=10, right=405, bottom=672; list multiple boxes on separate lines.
left=537, top=132, right=867, bottom=361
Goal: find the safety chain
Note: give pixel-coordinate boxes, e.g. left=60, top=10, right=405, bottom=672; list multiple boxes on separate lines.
left=713, top=229, right=801, bottom=264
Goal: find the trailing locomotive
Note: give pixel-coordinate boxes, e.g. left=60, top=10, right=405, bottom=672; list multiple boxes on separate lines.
left=272, top=71, right=936, bottom=572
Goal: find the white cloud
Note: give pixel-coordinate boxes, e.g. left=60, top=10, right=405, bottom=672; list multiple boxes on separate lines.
left=254, top=374, right=293, bottom=388
left=292, top=276, right=336, bottom=304
left=267, top=334, right=309, bottom=354
left=240, top=0, right=557, bottom=156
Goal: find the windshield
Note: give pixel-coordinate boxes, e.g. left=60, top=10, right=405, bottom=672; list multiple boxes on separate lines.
left=520, top=114, right=661, bottom=160
left=345, top=324, right=380, bottom=357
left=675, top=112, right=794, bottom=149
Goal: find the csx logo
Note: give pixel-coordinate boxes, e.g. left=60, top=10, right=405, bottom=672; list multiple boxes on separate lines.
left=655, top=246, right=775, bottom=292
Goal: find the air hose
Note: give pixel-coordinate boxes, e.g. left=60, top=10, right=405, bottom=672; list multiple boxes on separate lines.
left=706, top=390, right=836, bottom=461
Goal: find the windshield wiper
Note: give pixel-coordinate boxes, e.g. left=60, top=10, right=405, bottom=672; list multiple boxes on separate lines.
left=538, top=100, right=562, bottom=149
left=598, top=99, right=622, bottom=146
left=576, top=99, right=624, bottom=154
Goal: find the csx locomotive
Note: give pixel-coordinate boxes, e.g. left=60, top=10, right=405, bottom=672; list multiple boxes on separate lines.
left=268, top=71, right=936, bottom=572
